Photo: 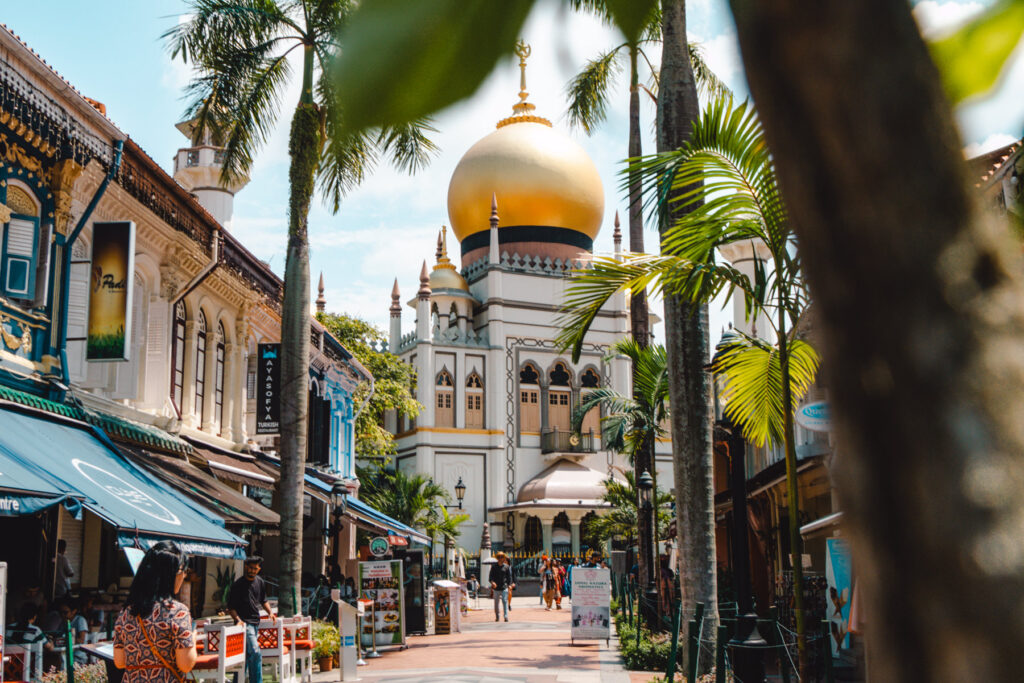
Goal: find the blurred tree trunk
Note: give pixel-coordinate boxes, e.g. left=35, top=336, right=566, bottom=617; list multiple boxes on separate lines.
left=657, top=0, right=718, bottom=656
left=729, top=0, right=1024, bottom=680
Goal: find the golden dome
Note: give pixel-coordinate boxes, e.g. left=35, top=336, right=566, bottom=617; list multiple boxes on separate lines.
left=429, top=227, right=470, bottom=292
left=446, top=42, right=603, bottom=246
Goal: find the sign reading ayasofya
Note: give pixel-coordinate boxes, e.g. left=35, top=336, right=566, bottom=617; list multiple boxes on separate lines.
left=87, top=221, right=135, bottom=361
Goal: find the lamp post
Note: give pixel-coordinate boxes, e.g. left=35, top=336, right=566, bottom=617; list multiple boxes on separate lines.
left=638, top=470, right=659, bottom=630
left=443, top=477, right=467, bottom=577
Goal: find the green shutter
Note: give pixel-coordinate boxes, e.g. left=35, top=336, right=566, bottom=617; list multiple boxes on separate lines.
left=2, top=214, right=39, bottom=298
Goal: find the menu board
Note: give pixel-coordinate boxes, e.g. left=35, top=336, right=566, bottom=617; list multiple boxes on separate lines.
left=570, top=567, right=611, bottom=643
left=358, top=560, right=405, bottom=649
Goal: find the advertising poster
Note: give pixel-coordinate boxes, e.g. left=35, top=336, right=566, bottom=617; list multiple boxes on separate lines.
left=826, top=537, right=853, bottom=656
left=570, top=567, right=611, bottom=643
left=87, top=221, right=135, bottom=360
left=435, top=588, right=451, bottom=634
left=358, top=560, right=405, bottom=649
left=255, top=343, right=280, bottom=434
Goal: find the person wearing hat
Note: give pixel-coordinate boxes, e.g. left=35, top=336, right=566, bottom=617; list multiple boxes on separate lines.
left=489, top=552, right=516, bottom=622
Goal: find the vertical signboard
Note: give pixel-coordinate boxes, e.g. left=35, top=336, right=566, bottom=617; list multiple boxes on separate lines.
left=826, top=537, right=853, bottom=656
left=256, top=343, right=280, bottom=434
left=570, top=567, right=611, bottom=644
left=394, top=549, right=426, bottom=634
left=87, top=221, right=135, bottom=360
left=357, top=560, right=405, bottom=650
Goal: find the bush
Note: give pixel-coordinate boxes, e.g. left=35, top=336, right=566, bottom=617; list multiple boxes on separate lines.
left=42, top=662, right=107, bottom=683
left=311, top=620, right=340, bottom=658
left=615, top=613, right=673, bottom=671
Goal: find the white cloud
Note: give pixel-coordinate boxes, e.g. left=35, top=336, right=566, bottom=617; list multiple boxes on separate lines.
left=912, top=0, right=985, bottom=38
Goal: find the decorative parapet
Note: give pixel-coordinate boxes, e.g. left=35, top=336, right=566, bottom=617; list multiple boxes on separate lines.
left=462, top=253, right=588, bottom=283
left=432, top=324, right=489, bottom=348
left=396, top=330, right=418, bottom=353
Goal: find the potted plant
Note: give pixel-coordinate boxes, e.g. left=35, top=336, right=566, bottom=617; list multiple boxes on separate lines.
left=311, top=621, right=339, bottom=672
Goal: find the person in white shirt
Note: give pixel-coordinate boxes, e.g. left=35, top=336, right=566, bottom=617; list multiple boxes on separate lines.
left=54, top=540, right=73, bottom=599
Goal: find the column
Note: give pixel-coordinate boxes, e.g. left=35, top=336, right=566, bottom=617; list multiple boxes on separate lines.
left=181, top=320, right=197, bottom=424
left=201, top=326, right=219, bottom=432
left=568, top=511, right=583, bottom=557
left=541, top=519, right=553, bottom=556
left=223, top=341, right=238, bottom=442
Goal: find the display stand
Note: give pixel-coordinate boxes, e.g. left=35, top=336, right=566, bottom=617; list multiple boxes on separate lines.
left=431, top=580, right=462, bottom=634
left=331, top=590, right=361, bottom=681
left=357, top=561, right=406, bottom=652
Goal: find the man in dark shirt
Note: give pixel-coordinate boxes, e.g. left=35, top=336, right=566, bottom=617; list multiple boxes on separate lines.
left=228, top=556, right=275, bottom=683
left=489, top=552, right=516, bottom=622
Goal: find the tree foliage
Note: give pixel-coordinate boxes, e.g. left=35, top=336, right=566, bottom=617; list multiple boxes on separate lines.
left=316, top=312, right=421, bottom=457
left=357, top=465, right=448, bottom=529
left=589, top=470, right=673, bottom=546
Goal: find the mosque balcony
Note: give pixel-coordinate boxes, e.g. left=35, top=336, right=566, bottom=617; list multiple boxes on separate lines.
left=540, top=427, right=596, bottom=455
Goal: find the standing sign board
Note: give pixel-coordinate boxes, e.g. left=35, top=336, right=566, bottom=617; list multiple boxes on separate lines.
left=570, top=567, right=611, bottom=644
left=357, top=560, right=405, bottom=650
left=394, top=548, right=426, bottom=635
left=87, top=221, right=135, bottom=361
left=825, top=538, right=853, bottom=656
left=255, top=343, right=280, bottom=434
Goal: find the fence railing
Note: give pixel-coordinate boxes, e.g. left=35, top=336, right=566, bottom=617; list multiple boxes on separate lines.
left=540, top=428, right=596, bottom=454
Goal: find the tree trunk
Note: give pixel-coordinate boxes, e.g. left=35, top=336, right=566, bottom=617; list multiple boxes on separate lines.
left=777, top=308, right=807, bottom=675
left=628, top=40, right=655, bottom=611
left=658, top=0, right=717, bottom=662
left=728, top=1, right=1024, bottom=679
left=276, top=101, right=319, bottom=617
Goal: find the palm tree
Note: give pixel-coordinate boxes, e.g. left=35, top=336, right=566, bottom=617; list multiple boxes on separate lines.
left=559, top=95, right=817, bottom=671
left=424, top=506, right=470, bottom=578
left=165, top=0, right=437, bottom=616
left=359, top=466, right=450, bottom=530
left=589, top=470, right=673, bottom=549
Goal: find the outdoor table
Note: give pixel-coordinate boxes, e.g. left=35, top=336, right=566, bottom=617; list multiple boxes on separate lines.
left=77, top=641, right=123, bottom=683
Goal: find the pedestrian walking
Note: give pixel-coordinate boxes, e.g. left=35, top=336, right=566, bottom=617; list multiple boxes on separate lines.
left=113, top=541, right=197, bottom=683
left=489, top=552, right=515, bottom=622
left=552, top=559, right=565, bottom=610
left=54, top=539, right=73, bottom=599
left=228, top=556, right=276, bottom=683
left=541, top=560, right=558, bottom=610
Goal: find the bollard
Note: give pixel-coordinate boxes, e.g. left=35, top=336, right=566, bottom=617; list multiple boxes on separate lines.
left=66, top=620, right=76, bottom=683
left=715, top=625, right=727, bottom=682
left=822, top=620, right=834, bottom=683
left=687, top=618, right=699, bottom=683
left=664, top=601, right=682, bottom=682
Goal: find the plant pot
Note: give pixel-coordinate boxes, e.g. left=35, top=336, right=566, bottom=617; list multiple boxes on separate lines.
left=317, top=657, right=334, bottom=672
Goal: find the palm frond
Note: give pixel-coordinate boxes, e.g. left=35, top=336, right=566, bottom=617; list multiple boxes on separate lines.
left=710, top=331, right=819, bottom=448
left=688, top=42, right=732, bottom=100
left=377, top=118, right=440, bottom=174
left=566, top=48, right=623, bottom=134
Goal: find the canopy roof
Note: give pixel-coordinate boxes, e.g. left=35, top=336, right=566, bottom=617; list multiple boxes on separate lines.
left=0, top=407, right=245, bottom=559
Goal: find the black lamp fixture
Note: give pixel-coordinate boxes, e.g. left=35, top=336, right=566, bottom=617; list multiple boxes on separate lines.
left=637, top=470, right=659, bottom=630
left=454, top=476, right=466, bottom=509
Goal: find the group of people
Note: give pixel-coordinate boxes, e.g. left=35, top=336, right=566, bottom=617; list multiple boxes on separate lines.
left=485, top=550, right=609, bottom=622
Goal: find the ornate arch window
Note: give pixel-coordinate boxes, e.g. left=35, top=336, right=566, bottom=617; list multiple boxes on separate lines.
left=552, top=512, right=572, bottom=553
left=171, top=301, right=186, bottom=411
left=547, top=362, right=572, bottom=431
left=519, top=363, right=540, bottom=433
left=580, top=367, right=601, bottom=435
left=435, top=368, right=454, bottom=428
left=1, top=183, right=41, bottom=300
left=465, top=371, right=484, bottom=429
left=194, top=310, right=207, bottom=418
left=215, top=322, right=226, bottom=433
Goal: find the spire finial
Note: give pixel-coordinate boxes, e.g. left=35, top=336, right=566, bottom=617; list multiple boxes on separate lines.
left=390, top=277, right=402, bottom=315
left=315, top=272, right=326, bottom=312
left=613, top=211, right=622, bottom=250
left=490, top=193, right=499, bottom=227
left=433, top=226, right=456, bottom=271
left=512, top=40, right=536, bottom=116
left=418, top=260, right=431, bottom=299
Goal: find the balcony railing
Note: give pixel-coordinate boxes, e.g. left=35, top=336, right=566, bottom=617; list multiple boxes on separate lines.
left=540, top=427, right=596, bottom=454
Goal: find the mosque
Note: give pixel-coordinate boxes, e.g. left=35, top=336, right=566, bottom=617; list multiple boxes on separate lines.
left=384, top=45, right=673, bottom=555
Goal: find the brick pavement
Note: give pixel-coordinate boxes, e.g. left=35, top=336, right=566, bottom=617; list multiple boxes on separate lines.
left=312, top=596, right=631, bottom=683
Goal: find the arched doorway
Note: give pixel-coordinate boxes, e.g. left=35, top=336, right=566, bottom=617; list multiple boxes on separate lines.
left=552, top=512, right=571, bottom=555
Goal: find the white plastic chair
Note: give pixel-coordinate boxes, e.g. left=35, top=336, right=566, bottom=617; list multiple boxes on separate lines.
left=257, top=619, right=294, bottom=683
left=2, top=645, right=32, bottom=683
left=192, top=622, right=246, bottom=683
left=282, top=616, right=313, bottom=683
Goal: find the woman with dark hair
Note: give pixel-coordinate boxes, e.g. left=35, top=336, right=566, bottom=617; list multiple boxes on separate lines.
left=113, top=542, right=197, bottom=683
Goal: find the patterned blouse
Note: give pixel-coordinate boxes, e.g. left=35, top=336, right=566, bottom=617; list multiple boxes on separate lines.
left=114, top=599, right=195, bottom=683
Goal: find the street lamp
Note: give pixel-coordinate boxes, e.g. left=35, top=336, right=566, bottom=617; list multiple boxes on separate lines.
left=454, top=476, right=466, bottom=509
left=638, top=470, right=659, bottom=630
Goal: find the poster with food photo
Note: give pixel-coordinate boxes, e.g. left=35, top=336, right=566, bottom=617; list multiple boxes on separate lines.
left=358, top=560, right=405, bottom=649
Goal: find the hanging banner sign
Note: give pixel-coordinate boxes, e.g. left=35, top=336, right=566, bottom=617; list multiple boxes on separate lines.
left=256, top=343, right=280, bottom=434
left=570, top=567, right=611, bottom=644
left=796, top=400, right=832, bottom=433
left=87, top=221, right=135, bottom=361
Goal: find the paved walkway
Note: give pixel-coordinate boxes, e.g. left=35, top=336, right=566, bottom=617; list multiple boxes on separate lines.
left=312, top=596, right=631, bottom=683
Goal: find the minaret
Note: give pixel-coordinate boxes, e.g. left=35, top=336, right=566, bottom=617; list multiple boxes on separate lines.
left=416, top=261, right=431, bottom=341
left=389, top=279, right=402, bottom=351
left=613, top=210, right=622, bottom=255
left=172, top=118, right=249, bottom=228
left=488, top=193, right=501, bottom=266
left=719, top=240, right=773, bottom=339
left=315, top=273, right=327, bottom=313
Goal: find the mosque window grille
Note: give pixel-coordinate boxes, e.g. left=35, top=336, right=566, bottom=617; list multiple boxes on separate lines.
left=171, top=301, right=186, bottom=411
left=195, top=310, right=207, bottom=419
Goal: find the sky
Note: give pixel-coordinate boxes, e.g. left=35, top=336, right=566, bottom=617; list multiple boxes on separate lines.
left=2, top=0, right=1021, bottom=345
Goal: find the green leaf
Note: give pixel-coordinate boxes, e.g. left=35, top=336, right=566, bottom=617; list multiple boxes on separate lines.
left=604, top=0, right=659, bottom=43
left=332, top=0, right=535, bottom=131
left=930, top=0, right=1024, bottom=104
